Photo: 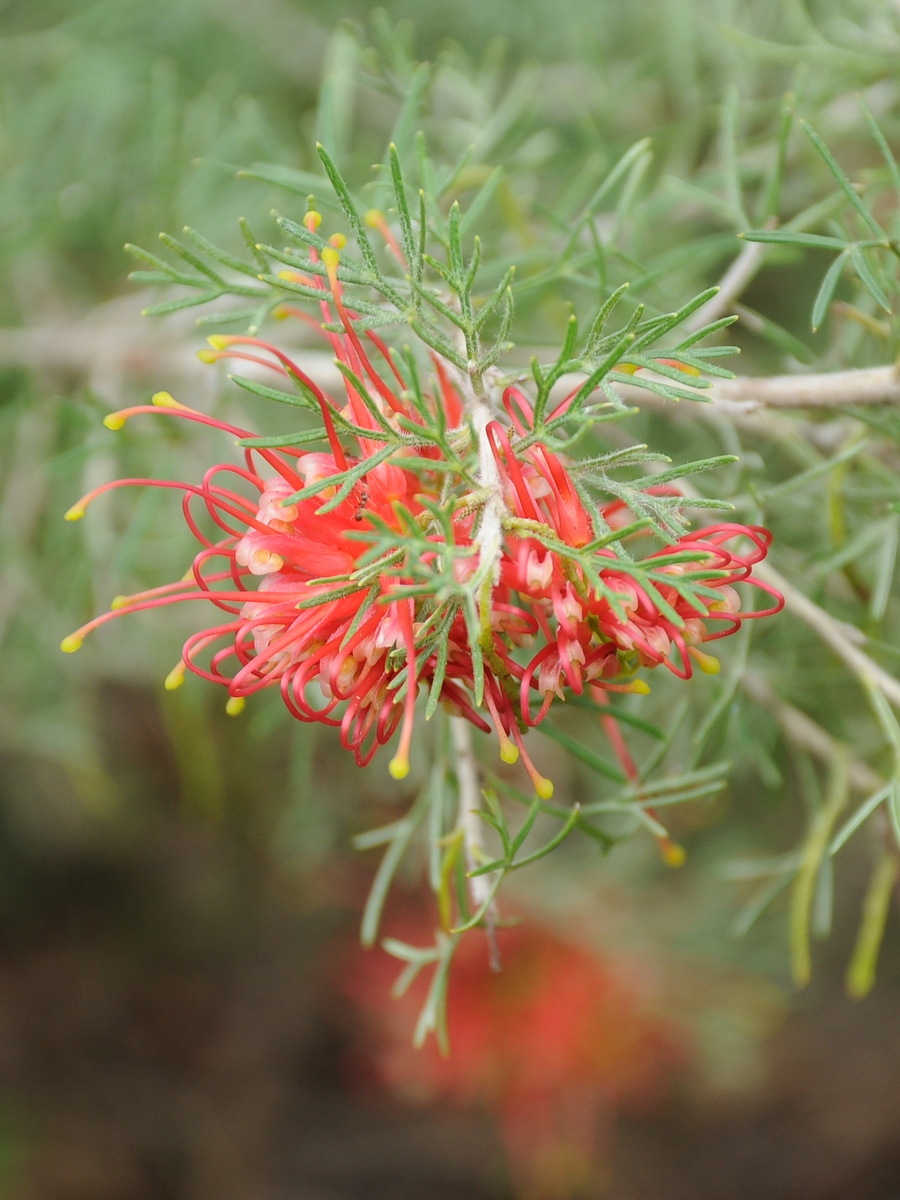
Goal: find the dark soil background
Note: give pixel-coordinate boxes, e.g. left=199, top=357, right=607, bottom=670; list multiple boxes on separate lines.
left=0, top=683, right=897, bottom=1200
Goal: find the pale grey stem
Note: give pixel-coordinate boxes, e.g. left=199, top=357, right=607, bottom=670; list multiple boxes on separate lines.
left=451, top=710, right=501, bottom=955
left=450, top=714, right=487, bottom=890
left=469, top=399, right=506, bottom=589
left=741, top=669, right=883, bottom=794
left=755, top=561, right=900, bottom=710
left=683, top=237, right=770, bottom=333
left=606, top=380, right=797, bottom=440
left=548, top=371, right=808, bottom=444
left=611, top=363, right=900, bottom=412
left=710, top=363, right=900, bottom=409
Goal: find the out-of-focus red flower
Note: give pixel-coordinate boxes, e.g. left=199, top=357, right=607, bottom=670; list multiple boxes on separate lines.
left=62, top=212, right=782, bottom=787
left=339, top=911, right=688, bottom=1198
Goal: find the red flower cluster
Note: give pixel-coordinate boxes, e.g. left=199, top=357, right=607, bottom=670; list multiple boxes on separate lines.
left=339, top=911, right=687, bottom=1198
left=63, top=216, right=781, bottom=790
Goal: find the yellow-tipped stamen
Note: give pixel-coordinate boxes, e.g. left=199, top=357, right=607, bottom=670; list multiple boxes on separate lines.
left=483, top=688, right=519, bottom=765
left=509, top=724, right=554, bottom=799
left=274, top=269, right=316, bottom=293
left=689, top=647, right=721, bottom=675
left=660, top=839, right=687, bottom=868
left=102, top=393, right=188, bottom=430
left=112, top=580, right=198, bottom=609
left=491, top=710, right=520, bottom=763
left=181, top=567, right=195, bottom=582
left=534, top=775, right=555, bottom=801
left=365, top=209, right=384, bottom=228
left=206, top=335, right=231, bottom=351
left=164, top=661, right=186, bottom=690
left=328, top=232, right=347, bottom=249
left=625, top=678, right=651, bottom=694
left=64, top=503, right=86, bottom=522
left=321, top=246, right=341, bottom=269
left=60, top=634, right=83, bottom=653
left=225, top=696, right=245, bottom=716
left=196, top=349, right=220, bottom=364
left=151, top=391, right=187, bottom=409
left=499, top=740, right=519, bottom=765
left=388, top=752, right=410, bottom=780
left=305, top=210, right=322, bottom=230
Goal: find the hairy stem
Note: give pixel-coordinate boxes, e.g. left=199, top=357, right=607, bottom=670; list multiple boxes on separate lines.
left=450, top=714, right=500, bottom=966
left=450, top=714, right=491, bottom=904
left=470, top=398, right=506, bottom=589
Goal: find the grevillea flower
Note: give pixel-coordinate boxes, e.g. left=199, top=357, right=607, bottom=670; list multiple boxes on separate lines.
left=62, top=211, right=782, bottom=793
left=338, top=908, right=687, bottom=1199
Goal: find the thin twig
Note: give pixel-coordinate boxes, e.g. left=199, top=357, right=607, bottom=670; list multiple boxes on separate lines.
left=613, top=363, right=900, bottom=411
left=657, top=475, right=900, bottom=717
left=755, top=561, right=900, bottom=710
left=741, top=669, right=883, bottom=794
left=683, top=237, right=770, bottom=333
left=711, top=363, right=900, bottom=409
left=450, top=715, right=500, bottom=967
left=450, top=715, right=492, bottom=904
left=469, top=394, right=506, bottom=590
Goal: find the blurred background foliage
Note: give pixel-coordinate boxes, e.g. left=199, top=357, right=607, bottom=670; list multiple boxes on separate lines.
left=3, top=0, right=900, bottom=1197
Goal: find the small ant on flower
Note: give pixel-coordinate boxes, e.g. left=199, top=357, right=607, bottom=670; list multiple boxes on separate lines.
left=353, top=488, right=370, bottom=522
